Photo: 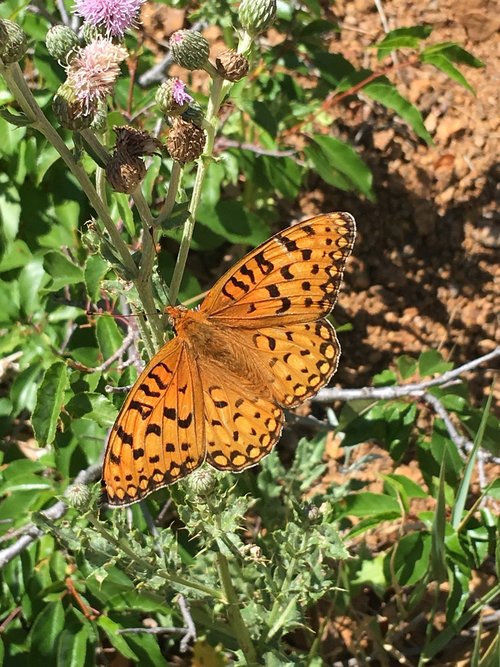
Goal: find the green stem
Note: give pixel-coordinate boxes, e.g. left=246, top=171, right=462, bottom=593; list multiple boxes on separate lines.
left=168, top=73, right=225, bottom=306
left=216, top=550, right=260, bottom=666
left=156, top=160, right=183, bottom=228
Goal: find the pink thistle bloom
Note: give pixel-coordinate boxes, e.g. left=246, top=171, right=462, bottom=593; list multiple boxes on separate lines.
left=172, top=79, right=193, bottom=106
left=66, top=39, right=128, bottom=113
left=74, top=0, right=145, bottom=37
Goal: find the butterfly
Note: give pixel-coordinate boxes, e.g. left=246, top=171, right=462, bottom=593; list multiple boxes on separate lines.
left=103, top=212, right=356, bottom=506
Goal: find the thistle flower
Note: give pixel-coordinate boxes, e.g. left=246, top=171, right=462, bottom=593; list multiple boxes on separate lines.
left=66, top=39, right=127, bottom=114
left=74, top=0, right=145, bottom=38
left=155, top=77, right=193, bottom=116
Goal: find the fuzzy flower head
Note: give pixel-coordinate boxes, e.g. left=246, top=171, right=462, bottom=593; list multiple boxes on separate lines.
left=66, top=39, right=127, bottom=113
left=74, top=0, right=145, bottom=37
left=172, top=79, right=193, bottom=106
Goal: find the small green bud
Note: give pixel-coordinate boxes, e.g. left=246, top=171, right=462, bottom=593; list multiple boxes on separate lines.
left=155, top=77, right=193, bottom=116
left=186, top=466, right=217, bottom=496
left=0, top=18, right=28, bottom=64
left=46, top=25, right=79, bottom=62
left=169, top=30, right=210, bottom=71
left=65, top=483, right=92, bottom=510
left=239, top=0, right=277, bottom=36
left=53, top=81, right=94, bottom=130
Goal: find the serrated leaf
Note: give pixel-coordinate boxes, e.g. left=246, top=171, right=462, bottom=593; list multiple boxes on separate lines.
left=32, top=361, right=68, bottom=446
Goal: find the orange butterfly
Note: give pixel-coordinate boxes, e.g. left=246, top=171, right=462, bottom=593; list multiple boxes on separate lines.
left=103, top=212, right=356, bottom=506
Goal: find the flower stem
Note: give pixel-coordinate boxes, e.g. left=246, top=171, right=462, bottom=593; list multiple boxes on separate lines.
left=168, top=73, right=225, bottom=306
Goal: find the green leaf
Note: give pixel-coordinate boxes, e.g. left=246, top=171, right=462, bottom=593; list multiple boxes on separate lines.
left=43, top=251, right=84, bottom=292
left=84, top=254, right=109, bottom=302
left=28, top=601, right=65, bottom=657
left=0, top=109, right=33, bottom=127
left=96, top=314, right=124, bottom=361
left=57, top=626, right=89, bottom=667
left=66, top=392, right=117, bottom=428
left=97, top=617, right=138, bottom=661
left=305, top=134, right=374, bottom=199
left=376, top=25, right=433, bottom=59
left=388, top=531, right=432, bottom=585
left=32, top=361, right=68, bottom=446
left=341, top=492, right=400, bottom=518
left=113, top=193, right=136, bottom=237
left=364, top=81, right=433, bottom=144
left=421, top=43, right=484, bottom=94
left=396, top=354, right=418, bottom=380
left=418, top=349, right=453, bottom=376
left=430, top=457, right=448, bottom=581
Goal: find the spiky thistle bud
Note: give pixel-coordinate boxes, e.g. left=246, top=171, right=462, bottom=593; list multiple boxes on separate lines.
left=215, top=49, right=249, bottom=82
left=239, top=0, right=277, bottom=36
left=166, top=117, right=206, bottom=164
left=90, top=102, right=108, bottom=133
left=46, top=25, right=80, bottom=62
left=169, top=30, right=210, bottom=71
left=187, top=467, right=217, bottom=497
left=80, top=21, right=105, bottom=45
left=0, top=19, right=28, bottom=64
left=53, top=80, right=95, bottom=130
left=155, top=77, right=193, bottom=117
left=65, top=483, right=92, bottom=510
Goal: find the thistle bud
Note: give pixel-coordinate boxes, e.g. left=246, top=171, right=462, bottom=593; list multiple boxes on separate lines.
left=215, top=49, right=249, bottom=82
left=65, top=483, right=92, bottom=510
left=0, top=19, right=28, bottom=64
left=239, top=0, right=277, bottom=36
left=187, top=467, right=217, bottom=497
left=155, top=77, right=193, bottom=117
left=106, top=153, right=146, bottom=194
left=46, top=25, right=79, bottom=62
left=169, top=30, right=210, bottom=71
left=166, top=117, right=206, bottom=164
left=53, top=81, right=94, bottom=130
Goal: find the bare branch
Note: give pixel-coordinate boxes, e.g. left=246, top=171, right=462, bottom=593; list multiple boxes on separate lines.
left=315, top=348, right=499, bottom=402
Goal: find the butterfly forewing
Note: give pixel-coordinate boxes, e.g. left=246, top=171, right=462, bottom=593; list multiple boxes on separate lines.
left=103, top=339, right=205, bottom=505
left=201, top=212, right=355, bottom=327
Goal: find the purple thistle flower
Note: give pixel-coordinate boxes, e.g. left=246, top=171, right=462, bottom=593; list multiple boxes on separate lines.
left=66, top=39, right=128, bottom=113
left=74, top=0, right=145, bottom=37
left=172, top=79, right=193, bottom=106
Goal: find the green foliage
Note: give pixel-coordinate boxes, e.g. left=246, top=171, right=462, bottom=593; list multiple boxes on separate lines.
left=0, top=0, right=495, bottom=665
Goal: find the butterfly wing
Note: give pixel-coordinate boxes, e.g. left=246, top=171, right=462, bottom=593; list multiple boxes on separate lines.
left=198, top=357, right=285, bottom=472
left=103, top=338, right=205, bottom=506
left=200, top=212, right=355, bottom=327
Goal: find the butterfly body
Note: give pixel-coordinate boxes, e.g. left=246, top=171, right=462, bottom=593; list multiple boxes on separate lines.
left=103, top=212, right=356, bottom=506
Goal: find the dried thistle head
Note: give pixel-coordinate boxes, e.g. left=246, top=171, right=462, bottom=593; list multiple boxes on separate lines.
left=166, top=118, right=206, bottom=164
left=215, top=49, right=249, bottom=82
